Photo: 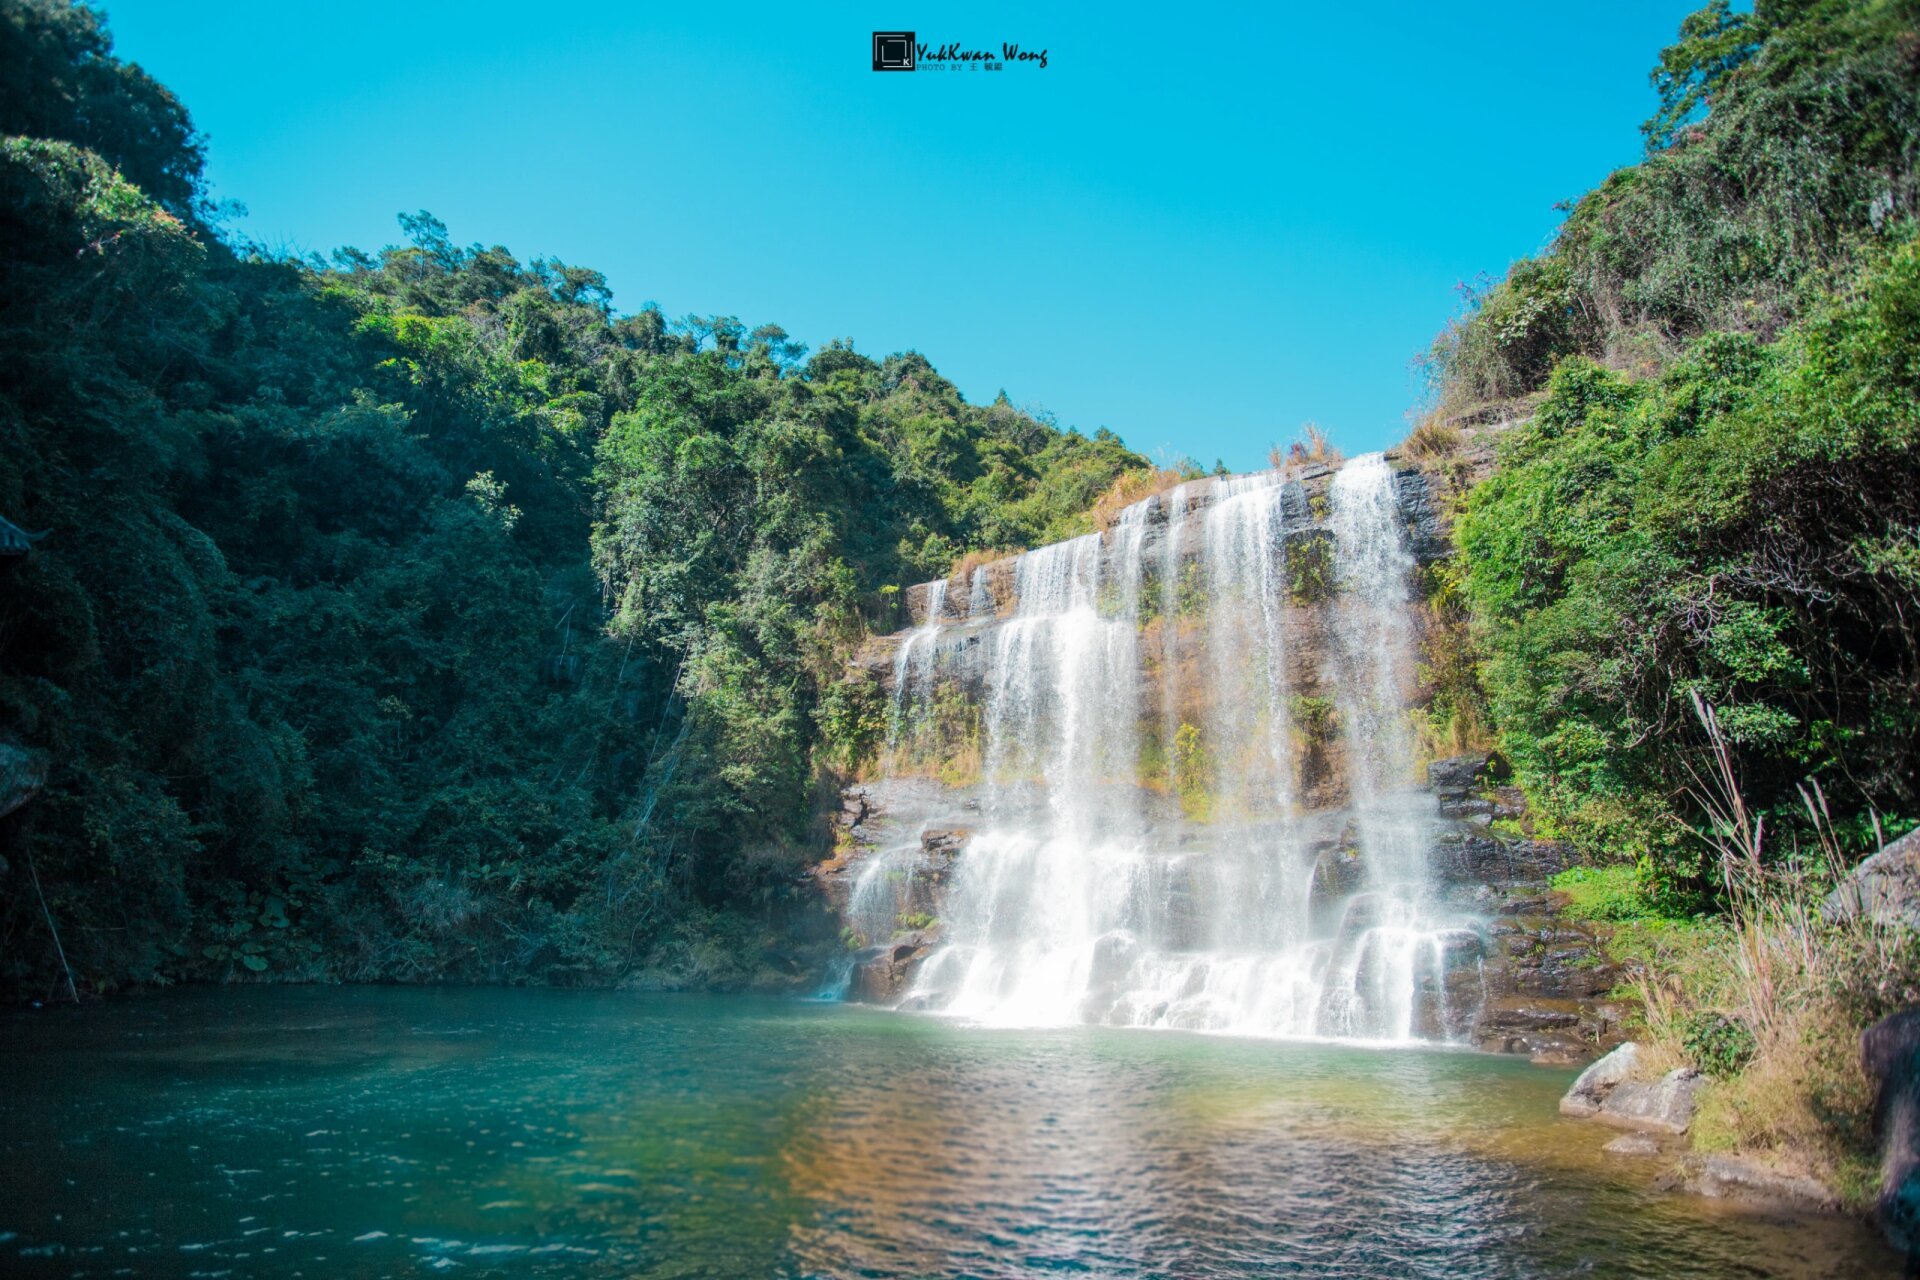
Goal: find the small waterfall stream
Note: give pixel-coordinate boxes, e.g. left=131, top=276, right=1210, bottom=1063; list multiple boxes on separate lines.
left=871, top=453, right=1475, bottom=1043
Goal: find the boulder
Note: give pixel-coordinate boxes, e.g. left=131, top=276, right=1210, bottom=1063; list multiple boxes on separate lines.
left=1603, top=1132, right=1661, bottom=1157
left=1560, top=1041, right=1641, bottom=1117
left=1679, top=1155, right=1840, bottom=1210
left=848, top=930, right=935, bottom=1003
left=1863, top=1006, right=1920, bottom=1253
left=1595, top=1069, right=1704, bottom=1134
left=1824, top=829, right=1920, bottom=932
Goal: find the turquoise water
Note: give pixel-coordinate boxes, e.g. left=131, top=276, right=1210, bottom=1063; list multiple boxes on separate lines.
left=0, top=988, right=1897, bottom=1277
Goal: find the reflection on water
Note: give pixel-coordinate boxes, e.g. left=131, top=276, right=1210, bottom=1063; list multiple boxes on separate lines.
left=0, top=988, right=1895, bottom=1277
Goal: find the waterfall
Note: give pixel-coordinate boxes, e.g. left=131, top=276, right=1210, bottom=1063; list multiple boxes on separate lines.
left=888, top=579, right=948, bottom=754
left=877, top=453, right=1470, bottom=1043
left=1320, top=453, right=1432, bottom=1040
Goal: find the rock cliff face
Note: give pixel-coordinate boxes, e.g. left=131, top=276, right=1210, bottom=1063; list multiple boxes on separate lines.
left=1424, top=751, right=1629, bottom=1061
left=817, top=436, right=1632, bottom=1059
left=821, top=750, right=1630, bottom=1061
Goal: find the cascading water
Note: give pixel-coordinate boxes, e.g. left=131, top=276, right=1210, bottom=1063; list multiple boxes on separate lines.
left=877, top=452, right=1474, bottom=1043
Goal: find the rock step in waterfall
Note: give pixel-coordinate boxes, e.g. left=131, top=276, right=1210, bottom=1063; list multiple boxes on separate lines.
left=824, top=452, right=1626, bottom=1053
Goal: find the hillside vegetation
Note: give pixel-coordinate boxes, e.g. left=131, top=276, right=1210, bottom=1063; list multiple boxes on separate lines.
left=1423, top=0, right=1920, bottom=1198
left=0, top=0, right=1148, bottom=998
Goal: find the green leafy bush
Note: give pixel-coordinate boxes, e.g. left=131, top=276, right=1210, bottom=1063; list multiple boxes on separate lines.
left=1459, top=241, right=1920, bottom=898
left=1550, top=865, right=1663, bottom=922
left=1682, top=1010, right=1759, bottom=1078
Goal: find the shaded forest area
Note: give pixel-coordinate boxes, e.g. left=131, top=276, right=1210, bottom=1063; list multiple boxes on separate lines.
left=0, top=0, right=1150, bottom=998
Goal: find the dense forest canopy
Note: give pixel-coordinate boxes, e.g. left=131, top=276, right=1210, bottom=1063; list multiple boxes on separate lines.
left=0, top=0, right=1149, bottom=998
left=1429, top=0, right=1920, bottom=898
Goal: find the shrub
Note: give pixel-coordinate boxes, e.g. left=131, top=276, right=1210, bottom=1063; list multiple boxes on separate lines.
left=1551, top=864, right=1667, bottom=921
left=1681, top=1010, right=1757, bottom=1077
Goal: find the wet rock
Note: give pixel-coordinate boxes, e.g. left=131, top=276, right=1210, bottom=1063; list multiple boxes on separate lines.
left=1863, top=1005, right=1920, bottom=1252
left=1428, top=753, right=1489, bottom=799
left=1415, top=983, right=1483, bottom=1041
left=1528, top=1035, right=1591, bottom=1066
left=920, top=826, right=969, bottom=853
left=1486, top=918, right=1619, bottom=1001
left=1560, top=1042, right=1641, bottom=1117
left=1335, top=892, right=1397, bottom=935
left=1596, top=1068, right=1704, bottom=1134
left=1419, top=963, right=1490, bottom=1039
left=838, top=787, right=873, bottom=830
left=1429, top=833, right=1575, bottom=886
left=1309, top=844, right=1364, bottom=900
left=1473, top=910, right=1630, bottom=1060
left=1480, top=995, right=1583, bottom=1034
left=1584, top=1000, right=1635, bottom=1044
left=1824, top=829, right=1920, bottom=933
left=1475, top=1030, right=1576, bottom=1057
left=919, top=827, right=972, bottom=877
left=848, top=931, right=935, bottom=1003
left=1490, top=786, right=1529, bottom=820
left=1603, top=1132, right=1661, bottom=1157
left=1393, top=468, right=1451, bottom=566
left=1678, top=1155, right=1840, bottom=1210
left=1084, top=931, right=1142, bottom=1010
left=1432, top=927, right=1484, bottom=967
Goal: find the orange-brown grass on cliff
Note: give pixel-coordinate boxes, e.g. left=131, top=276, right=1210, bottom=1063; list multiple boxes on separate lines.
left=1090, top=467, right=1185, bottom=531
left=1400, top=412, right=1462, bottom=462
left=1268, top=422, right=1344, bottom=473
left=946, top=546, right=1019, bottom=587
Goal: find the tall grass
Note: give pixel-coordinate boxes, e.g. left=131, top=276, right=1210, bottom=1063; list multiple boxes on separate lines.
left=1621, top=693, right=1920, bottom=1202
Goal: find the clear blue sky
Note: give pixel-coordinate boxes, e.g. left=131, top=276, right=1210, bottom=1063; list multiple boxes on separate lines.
left=101, top=0, right=1697, bottom=470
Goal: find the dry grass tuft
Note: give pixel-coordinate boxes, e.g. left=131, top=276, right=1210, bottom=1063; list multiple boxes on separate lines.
left=1269, top=422, right=1344, bottom=473
left=1401, top=413, right=1463, bottom=462
left=1089, top=467, right=1185, bottom=532
left=945, top=546, right=1017, bottom=587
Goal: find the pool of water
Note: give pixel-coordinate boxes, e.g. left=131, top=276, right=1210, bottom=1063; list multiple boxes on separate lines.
left=0, top=987, right=1896, bottom=1277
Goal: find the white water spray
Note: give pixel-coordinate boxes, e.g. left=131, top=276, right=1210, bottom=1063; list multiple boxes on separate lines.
left=881, top=453, right=1470, bottom=1042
